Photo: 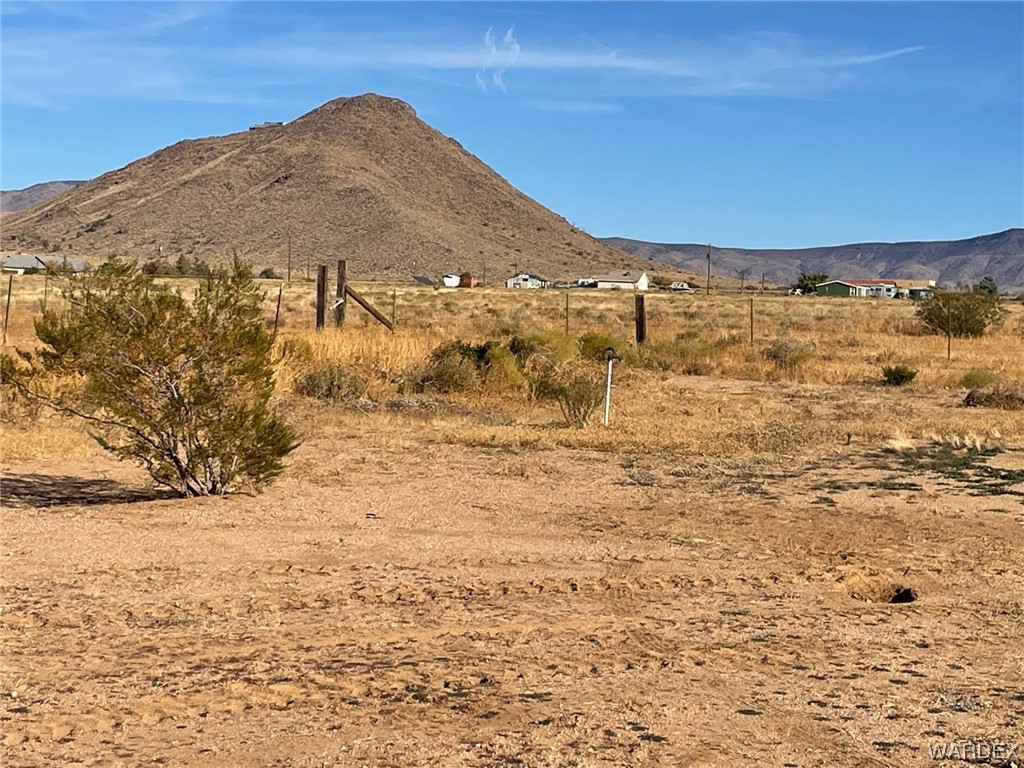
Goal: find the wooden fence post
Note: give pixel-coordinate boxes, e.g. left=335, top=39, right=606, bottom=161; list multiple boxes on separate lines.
left=634, top=293, right=647, bottom=344
left=315, top=264, right=327, bottom=331
left=335, top=259, right=346, bottom=328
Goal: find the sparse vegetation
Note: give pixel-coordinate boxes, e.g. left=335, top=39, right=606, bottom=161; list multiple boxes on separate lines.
left=881, top=364, right=917, bottom=387
left=958, top=368, right=998, bottom=389
left=762, top=337, right=816, bottom=370
left=2, top=260, right=299, bottom=496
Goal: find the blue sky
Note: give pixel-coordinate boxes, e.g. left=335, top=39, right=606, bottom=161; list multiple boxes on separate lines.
left=2, top=2, right=1021, bottom=247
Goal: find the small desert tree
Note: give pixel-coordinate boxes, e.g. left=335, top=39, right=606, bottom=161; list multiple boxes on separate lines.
left=792, top=271, right=827, bottom=294
left=915, top=289, right=1005, bottom=338
left=4, top=260, right=299, bottom=496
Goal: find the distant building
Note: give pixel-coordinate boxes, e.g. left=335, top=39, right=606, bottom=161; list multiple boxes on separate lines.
left=506, top=273, right=550, bottom=289
left=816, top=279, right=897, bottom=298
left=442, top=274, right=461, bottom=288
left=0, top=254, right=89, bottom=274
left=249, top=121, right=284, bottom=130
left=816, top=277, right=938, bottom=299
left=412, top=275, right=435, bottom=286
left=594, top=270, right=650, bottom=291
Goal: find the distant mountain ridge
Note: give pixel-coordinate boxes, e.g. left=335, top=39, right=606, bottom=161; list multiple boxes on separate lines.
left=0, top=181, right=86, bottom=214
left=603, top=229, right=1024, bottom=293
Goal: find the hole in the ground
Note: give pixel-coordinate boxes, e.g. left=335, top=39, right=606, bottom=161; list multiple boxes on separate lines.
left=844, top=577, right=918, bottom=604
left=888, top=586, right=917, bottom=604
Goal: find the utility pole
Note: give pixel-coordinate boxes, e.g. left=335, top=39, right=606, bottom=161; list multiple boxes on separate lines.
left=705, top=243, right=711, bottom=295
left=287, top=232, right=292, bottom=283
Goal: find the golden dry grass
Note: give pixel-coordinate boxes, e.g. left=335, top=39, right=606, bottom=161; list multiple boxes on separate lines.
left=4, top=274, right=1024, bottom=463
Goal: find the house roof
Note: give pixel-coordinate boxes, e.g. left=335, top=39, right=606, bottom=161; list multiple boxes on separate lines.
left=412, top=275, right=435, bottom=285
left=508, top=273, right=548, bottom=282
left=817, top=279, right=896, bottom=288
left=594, top=270, right=648, bottom=283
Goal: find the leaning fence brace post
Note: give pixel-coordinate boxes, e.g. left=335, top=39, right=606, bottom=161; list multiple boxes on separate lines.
left=603, top=346, right=622, bottom=427
left=272, top=285, right=283, bottom=338
left=2, top=273, right=13, bottom=346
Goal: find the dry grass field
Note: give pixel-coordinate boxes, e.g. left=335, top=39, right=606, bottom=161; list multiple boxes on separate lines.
left=2, top=274, right=1023, bottom=767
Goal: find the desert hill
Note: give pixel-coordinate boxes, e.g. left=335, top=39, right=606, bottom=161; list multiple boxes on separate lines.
left=1, top=95, right=660, bottom=282
left=604, top=229, right=1024, bottom=293
left=0, top=180, right=85, bottom=214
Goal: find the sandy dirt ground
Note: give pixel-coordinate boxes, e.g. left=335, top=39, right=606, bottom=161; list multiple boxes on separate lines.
left=2, top=428, right=1023, bottom=767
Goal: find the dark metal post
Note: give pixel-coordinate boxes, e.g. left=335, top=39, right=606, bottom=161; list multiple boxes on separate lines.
left=287, top=232, right=292, bottom=283
left=706, top=243, right=711, bottom=295
left=391, top=289, right=397, bottom=326
left=315, top=265, right=327, bottom=331
left=634, top=293, right=647, bottom=344
left=335, top=259, right=346, bottom=328
left=564, top=292, right=570, bottom=336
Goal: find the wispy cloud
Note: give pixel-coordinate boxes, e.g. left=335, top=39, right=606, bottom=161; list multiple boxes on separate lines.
left=1, top=5, right=930, bottom=110
left=229, top=27, right=925, bottom=100
left=529, top=100, right=623, bottom=114
left=478, top=26, right=520, bottom=95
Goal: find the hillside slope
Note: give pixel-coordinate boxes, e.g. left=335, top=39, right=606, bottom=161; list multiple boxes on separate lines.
left=1, top=95, right=658, bottom=282
left=604, top=230, right=1024, bottom=293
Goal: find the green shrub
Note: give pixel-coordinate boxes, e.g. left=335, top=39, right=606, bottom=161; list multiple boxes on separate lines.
left=762, top=337, right=816, bottom=370
left=530, top=360, right=605, bottom=428
left=295, top=364, right=368, bottom=403
left=881, top=364, right=917, bottom=387
left=412, top=342, right=481, bottom=393
left=3, top=260, right=298, bottom=496
left=958, top=368, right=998, bottom=389
left=916, top=291, right=1005, bottom=338
left=482, top=345, right=527, bottom=394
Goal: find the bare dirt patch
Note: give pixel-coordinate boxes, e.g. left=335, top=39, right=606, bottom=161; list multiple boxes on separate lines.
left=3, top=430, right=1022, bottom=767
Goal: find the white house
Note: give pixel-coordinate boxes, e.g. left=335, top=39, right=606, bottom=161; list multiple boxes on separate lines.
left=442, top=274, right=461, bottom=288
left=594, top=270, right=650, bottom=291
left=506, top=273, right=550, bottom=289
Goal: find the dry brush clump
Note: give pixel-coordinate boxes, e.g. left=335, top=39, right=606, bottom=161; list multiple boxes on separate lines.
left=2, top=261, right=299, bottom=496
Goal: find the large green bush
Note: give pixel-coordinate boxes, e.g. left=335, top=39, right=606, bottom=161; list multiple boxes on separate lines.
left=3, top=260, right=298, bottom=496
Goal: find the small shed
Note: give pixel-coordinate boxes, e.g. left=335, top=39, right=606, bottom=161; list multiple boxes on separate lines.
left=506, top=273, right=550, bottom=289
left=442, top=274, right=461, bottom=288
left=594, top=270, right=650, bottom=291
